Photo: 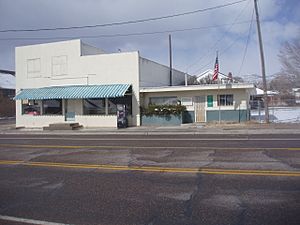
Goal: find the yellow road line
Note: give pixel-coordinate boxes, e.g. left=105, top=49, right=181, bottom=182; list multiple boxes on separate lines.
left=0, top=144, right=299, bottom=151
left=0, top=160, right=299, bottom=177
left=0, top=160, right=23, bottom=165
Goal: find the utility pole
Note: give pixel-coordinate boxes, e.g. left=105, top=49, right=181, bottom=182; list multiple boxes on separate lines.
left=254, top=0, right=269, bottom=123
left=169, top=34, right=173, bottom=86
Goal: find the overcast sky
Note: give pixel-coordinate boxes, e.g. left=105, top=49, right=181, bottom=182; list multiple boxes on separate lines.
left=0, top=0, right=299, bottom=79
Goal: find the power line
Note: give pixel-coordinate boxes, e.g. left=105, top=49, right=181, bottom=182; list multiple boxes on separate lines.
left=0, top=20, right=254, bottom=41
left=185, top=0, right=251, bottom=73
left=191, top=28, right=250, bottom=75
left=0, top=0, right=247, bottom=33
left=237, top=7, right=255, bottom=76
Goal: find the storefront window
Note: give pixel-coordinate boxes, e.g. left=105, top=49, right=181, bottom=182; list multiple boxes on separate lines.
left=42, top=99, right=62, bottom=115
left=83, top=99, right=105, bottom=115
left=108, top=99, right=117, bottom=115
left=22, top=100, right=40, bottom=115
left=108, top=96, right=132, bottom=115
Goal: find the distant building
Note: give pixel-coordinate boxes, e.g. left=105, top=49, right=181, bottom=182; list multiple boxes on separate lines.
left=292, top=88, right=300, bottom=104
left=195, top=69, right=238, bottom=84
left=0, top=70, right=15, bottom=116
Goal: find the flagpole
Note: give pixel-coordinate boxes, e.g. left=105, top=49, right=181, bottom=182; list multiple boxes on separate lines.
left=217, top=51, right=221, bottom=124
left=212, top=51, right=220, bottom=124
left=218, top=75, right=221, bottom=124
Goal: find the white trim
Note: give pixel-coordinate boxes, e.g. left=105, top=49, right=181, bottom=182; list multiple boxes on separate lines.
left=140, top=83, right=254, bottom=93
left=0, top=215, right=72, bottom=225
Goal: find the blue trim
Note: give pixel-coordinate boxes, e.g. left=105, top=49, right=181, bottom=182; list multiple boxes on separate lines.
left=142, top=115, right=182, bottom=126
left=206, top=110, right=250, bottom=122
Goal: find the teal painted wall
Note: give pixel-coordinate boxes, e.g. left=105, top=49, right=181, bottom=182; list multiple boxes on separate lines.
left=141, top=115, right=182, bottom=126
left=206, top=110, right=250, bottom=122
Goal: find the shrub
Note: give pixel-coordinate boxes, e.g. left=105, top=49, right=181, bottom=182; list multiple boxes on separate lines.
left=141, top=104, right=186, bottom=116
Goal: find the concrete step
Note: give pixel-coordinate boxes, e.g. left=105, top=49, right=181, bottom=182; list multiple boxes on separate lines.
left=43, top=123, right=83, bottom=130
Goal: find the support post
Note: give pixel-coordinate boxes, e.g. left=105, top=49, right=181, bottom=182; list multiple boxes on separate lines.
left=254, top=0, right=269, bottom=123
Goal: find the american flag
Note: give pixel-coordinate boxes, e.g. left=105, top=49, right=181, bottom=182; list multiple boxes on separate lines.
left=212, top=56, right=219, bottom=81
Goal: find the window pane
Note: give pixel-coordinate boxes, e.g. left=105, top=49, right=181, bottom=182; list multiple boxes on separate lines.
left=149, top=96, right=177, bottom=105
left=108, top=99, right=117, bottom=115
left=217, top=95, right=233, bottom=106
left=220, top=95, right=226, bottom=106
left=226, top=95, right=233, bottom=106
left=43, top=99, right=62, bottom=115
left=181, top=97, right=193, bottom=106
left=22, top=100, right=40, bottom=115
left=83, top=99, right=105, bottom=115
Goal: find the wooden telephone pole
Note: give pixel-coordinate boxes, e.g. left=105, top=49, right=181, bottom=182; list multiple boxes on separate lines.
left=254, top=0, right=269, bottom=123
left=169, top=34, right=173, bottom=86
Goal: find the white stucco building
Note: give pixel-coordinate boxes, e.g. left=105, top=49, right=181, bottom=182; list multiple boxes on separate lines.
left=14, top=39, right=186, bottom=128
left=15, top=39, right=255, bottom=128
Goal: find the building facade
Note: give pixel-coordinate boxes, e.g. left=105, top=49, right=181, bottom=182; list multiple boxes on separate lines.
left=140, top=83, right=254, bottom=125
left=14, top=39, right=185, bottom=128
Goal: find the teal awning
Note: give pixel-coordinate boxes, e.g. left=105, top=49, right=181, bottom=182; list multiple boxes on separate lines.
left=14, top=84, right=131, bottom=100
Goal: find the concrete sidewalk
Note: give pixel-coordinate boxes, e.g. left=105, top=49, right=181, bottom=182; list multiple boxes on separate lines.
left=1, top=121, right=300, bottom=135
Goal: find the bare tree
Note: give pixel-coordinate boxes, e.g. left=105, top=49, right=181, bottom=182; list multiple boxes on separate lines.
left=278, top=39, right=300, bottom=87
left=233, top=76, right=244, bottom=83
left=187, top=75, right=200, bottom=85
left=269, top=74, right=294, bottom=93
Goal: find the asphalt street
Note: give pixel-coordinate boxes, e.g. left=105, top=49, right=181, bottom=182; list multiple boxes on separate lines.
left=0, top=132, right=299, bottom=225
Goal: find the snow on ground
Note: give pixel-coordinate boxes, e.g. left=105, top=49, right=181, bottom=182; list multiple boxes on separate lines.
left=0, top=73, right=15, bottom=89
left=251, top=107, right=300, bottom=123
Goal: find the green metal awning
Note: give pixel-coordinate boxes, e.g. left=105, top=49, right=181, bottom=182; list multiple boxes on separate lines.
left=14, top=84, right=131, bottom=100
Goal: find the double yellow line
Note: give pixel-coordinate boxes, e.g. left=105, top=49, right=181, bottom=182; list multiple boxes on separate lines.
left=1, top=160, right=300, bottom=177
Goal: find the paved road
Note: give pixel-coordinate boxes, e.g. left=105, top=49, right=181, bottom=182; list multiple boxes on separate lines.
left=0, top=133, right=299, bottom=225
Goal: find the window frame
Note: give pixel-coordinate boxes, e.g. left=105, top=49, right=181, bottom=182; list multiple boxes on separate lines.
left=27, top=58, right=41, bottom=78
left=52, top=55, right=68, bottom=76
left=217, top=94, right=233, bottom=106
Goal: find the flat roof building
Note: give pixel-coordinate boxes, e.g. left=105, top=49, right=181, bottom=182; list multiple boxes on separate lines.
left=14, top=39, right=186, bottom=128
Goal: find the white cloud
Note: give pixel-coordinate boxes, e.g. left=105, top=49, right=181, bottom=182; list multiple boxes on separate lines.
left=0, top=0, right=299, bottom=80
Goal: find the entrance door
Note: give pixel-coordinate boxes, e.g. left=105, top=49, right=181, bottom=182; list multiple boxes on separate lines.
left=194, top=96, right=206, bottom=122
left=64, top=100, right=75, bottom=121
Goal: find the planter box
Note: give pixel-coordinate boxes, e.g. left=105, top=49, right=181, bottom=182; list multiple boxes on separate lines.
left=141, top=114, right=182, bottom=126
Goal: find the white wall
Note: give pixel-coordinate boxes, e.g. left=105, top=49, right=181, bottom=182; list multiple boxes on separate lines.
left=15, top=39, right=191, bottom=128
left=16, top=115, right=117, bottom=128
left=15, top=39, right=83, bottom=90
left=141, top=88, right=250, bottom=111
left=76, top=115, right=117, bottom=128
left=15, top=39, right=141, bottom=127
left=139, top=57, right=185, bottom=87
left=79, top=52, right=140, bottom=126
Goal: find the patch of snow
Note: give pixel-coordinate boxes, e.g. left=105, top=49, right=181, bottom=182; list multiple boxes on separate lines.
left=253, top=88, right=279, bottom=96
left=251, top=107, right=300, bottom=123
left=0, top=73, right=15, bottom=89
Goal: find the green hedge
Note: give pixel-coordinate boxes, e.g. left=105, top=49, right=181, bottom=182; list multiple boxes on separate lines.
left=141, top=104, right=186, bottom=116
